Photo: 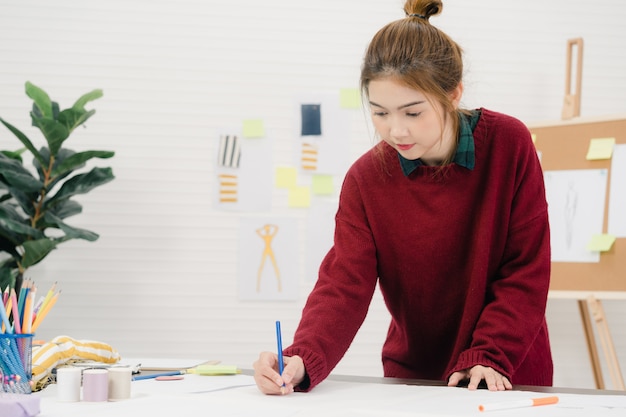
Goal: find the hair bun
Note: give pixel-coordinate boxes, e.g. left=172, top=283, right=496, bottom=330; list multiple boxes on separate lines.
left=404, top=0, right=443, bottom=21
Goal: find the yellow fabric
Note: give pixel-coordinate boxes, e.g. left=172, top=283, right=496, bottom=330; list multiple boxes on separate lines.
left=30, top=335, right=120, bottom=391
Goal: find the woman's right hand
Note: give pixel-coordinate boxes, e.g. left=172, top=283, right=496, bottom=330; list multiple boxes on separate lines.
left=253, top=351, right=305, bottom=395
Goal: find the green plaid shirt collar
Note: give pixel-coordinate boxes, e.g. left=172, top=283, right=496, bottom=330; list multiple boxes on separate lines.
left=398, top=109, right=480, bottom=176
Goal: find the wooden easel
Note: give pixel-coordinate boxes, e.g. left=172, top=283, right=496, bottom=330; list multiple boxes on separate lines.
left=561, top=37, right=584, bottom=120
left=578, top=295, right=625, bottom=390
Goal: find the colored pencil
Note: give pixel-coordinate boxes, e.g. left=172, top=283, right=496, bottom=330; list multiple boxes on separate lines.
left=31, top=290, right=60, bottom=332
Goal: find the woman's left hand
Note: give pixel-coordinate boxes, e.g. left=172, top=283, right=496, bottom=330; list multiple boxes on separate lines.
left=448, top=365, right=512, bottom=391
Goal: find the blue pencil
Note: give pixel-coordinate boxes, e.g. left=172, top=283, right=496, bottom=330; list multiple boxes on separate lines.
left=275, top=320, right=284, bottom=376
left=132, top=371, right=183, bottom=381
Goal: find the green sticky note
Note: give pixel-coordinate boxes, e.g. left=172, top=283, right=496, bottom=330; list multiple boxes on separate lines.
left=586, top=137, right=615, bottom=160
left=275, top=166, right=297, bottom=188
left=312, top=174, right=334, bottom=195
left=190, top=365, right=239, bottom=375
left=242, top=119, right=265, bottom=138
left=288, top=186, right=311, bottom=207
left=586, top=234, right=616, bottom=252
left=340, top=88, right=361, bottom=109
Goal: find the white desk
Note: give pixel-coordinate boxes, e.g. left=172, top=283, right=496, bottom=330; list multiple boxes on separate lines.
left=33, top=370, right=626, bottom=417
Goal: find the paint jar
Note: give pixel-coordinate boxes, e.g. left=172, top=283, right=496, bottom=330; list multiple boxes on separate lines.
left=56, top=367, right=82, bottom=402
left=82, top=369, right=108, bottom=401
left=108, top=367, right=132, bottom=400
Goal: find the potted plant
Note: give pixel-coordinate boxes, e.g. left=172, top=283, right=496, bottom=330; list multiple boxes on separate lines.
left=0, top=81, right=115, bottom=292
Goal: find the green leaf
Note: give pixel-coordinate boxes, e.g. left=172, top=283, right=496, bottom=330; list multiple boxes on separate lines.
left=0, top=154, right=44, bottom=192
left=0, top=266, right=17, bottom=292
left=44, top=212, right=99, bottom=241
left=0, top=215, right=44, bottom=241
left=0, top=203, right=25, bottom=221
left=3, top=187, right=35, bottom=217
left=1, top=149, right=26, bottom=162
left=72, top=89, right=103, bottom=111
left=25, top=81, right=53, bottom=118
left=51, top=150, right=115, bottom=178
left=0, top=117, right=45, bottom=165
left=32, top=101, right=60, bottom=121
left=49, top=199, right=82, bottom=220
left=30, top=116, right=70, bottom=156
left=20, top=238, right=59, bottom=268
left=0, top=234, right=20, bottom=258
left=44, top=167, right=114, bottom=208
left=57, top=108, right=96, bottom=133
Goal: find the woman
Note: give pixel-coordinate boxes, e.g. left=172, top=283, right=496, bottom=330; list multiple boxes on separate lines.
left=254, top=0, right=553, bottom=394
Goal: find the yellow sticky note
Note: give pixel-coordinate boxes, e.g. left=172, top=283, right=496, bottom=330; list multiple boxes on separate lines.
left=275, top=166, right=297, bottom=188
left=242, top=119, right=265, bottom=138
left=586, top=137, right=615, bottom=160
left=586, top=234, right=616, bottom=252
left=288, top=186, right=311, bottom=207
left=531, top=133, right=537, bottom=144
left=312, top=175, right=334, bottom=195
left=340, top=88, right=361, bottom=109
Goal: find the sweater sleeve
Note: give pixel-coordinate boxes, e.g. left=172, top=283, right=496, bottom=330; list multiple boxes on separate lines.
left=449, top=119, right=551, bottom=381
left=283, top=164, right=379, bottom=391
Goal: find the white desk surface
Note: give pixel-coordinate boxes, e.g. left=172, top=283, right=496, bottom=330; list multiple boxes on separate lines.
left=33, top=366, right=626, bottom=417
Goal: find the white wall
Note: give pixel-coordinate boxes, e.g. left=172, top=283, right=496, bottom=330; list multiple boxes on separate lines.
left=1, top=0, right=625, bottom=390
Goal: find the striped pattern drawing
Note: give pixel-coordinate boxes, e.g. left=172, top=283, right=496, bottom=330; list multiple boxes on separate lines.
left=218, top=135, right=241, bottom=168
left=301, top=142, right=318, bottom=171
left=218, top=174, right=238, bottom=203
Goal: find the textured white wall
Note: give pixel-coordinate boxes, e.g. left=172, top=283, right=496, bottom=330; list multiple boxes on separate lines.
left=1, top=0, right=625, bottom=390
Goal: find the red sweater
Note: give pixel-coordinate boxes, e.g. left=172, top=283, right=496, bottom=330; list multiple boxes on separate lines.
left=284, top=109, right=553, bottom=390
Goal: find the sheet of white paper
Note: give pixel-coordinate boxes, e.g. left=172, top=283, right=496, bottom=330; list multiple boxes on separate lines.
left=36, top=377, right=626, bottom=417
left=544, top=169, right=607, bottom=262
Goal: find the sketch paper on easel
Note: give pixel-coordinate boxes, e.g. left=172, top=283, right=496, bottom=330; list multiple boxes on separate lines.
left=544, top=169, right=607, bottom=262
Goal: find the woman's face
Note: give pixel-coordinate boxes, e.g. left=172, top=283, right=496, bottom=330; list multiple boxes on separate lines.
left=368, top=78, right=458, bottom=165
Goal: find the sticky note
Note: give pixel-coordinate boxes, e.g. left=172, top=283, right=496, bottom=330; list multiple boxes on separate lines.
left=586, top=137, right=615, bottom=160
left=288, top=186, right=311, bottom=207
left=190, top=365, right=239, bottom=375
left=531, top=133, right=537, bottom=144
left=242, top=119, right=265, bottom=138
left=586, top=234, right=616, bottom=252
left=340, top=88, right=361, bottom=109
left=275, top=166, right=297, bottom=189
left=312, top=174, right=334, bottom=195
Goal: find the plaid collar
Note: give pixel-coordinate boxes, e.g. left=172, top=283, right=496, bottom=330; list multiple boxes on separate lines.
left=398, top=109, right=480, bottom=176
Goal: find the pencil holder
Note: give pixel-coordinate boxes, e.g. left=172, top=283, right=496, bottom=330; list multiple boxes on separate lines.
left=0, top=333, right=33, bottom=394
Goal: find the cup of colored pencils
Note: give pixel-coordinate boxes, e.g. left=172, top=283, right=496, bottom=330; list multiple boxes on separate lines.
left=1, top=279, right=60, bottom=394
left=0, top=333, right=33, bottom=393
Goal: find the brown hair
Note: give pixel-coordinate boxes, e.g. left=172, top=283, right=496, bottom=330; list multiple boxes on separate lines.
left=361, top=0, right=465, bottom=166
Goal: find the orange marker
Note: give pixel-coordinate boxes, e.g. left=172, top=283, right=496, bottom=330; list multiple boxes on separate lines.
left=479, top=396, right=559, bottom=412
